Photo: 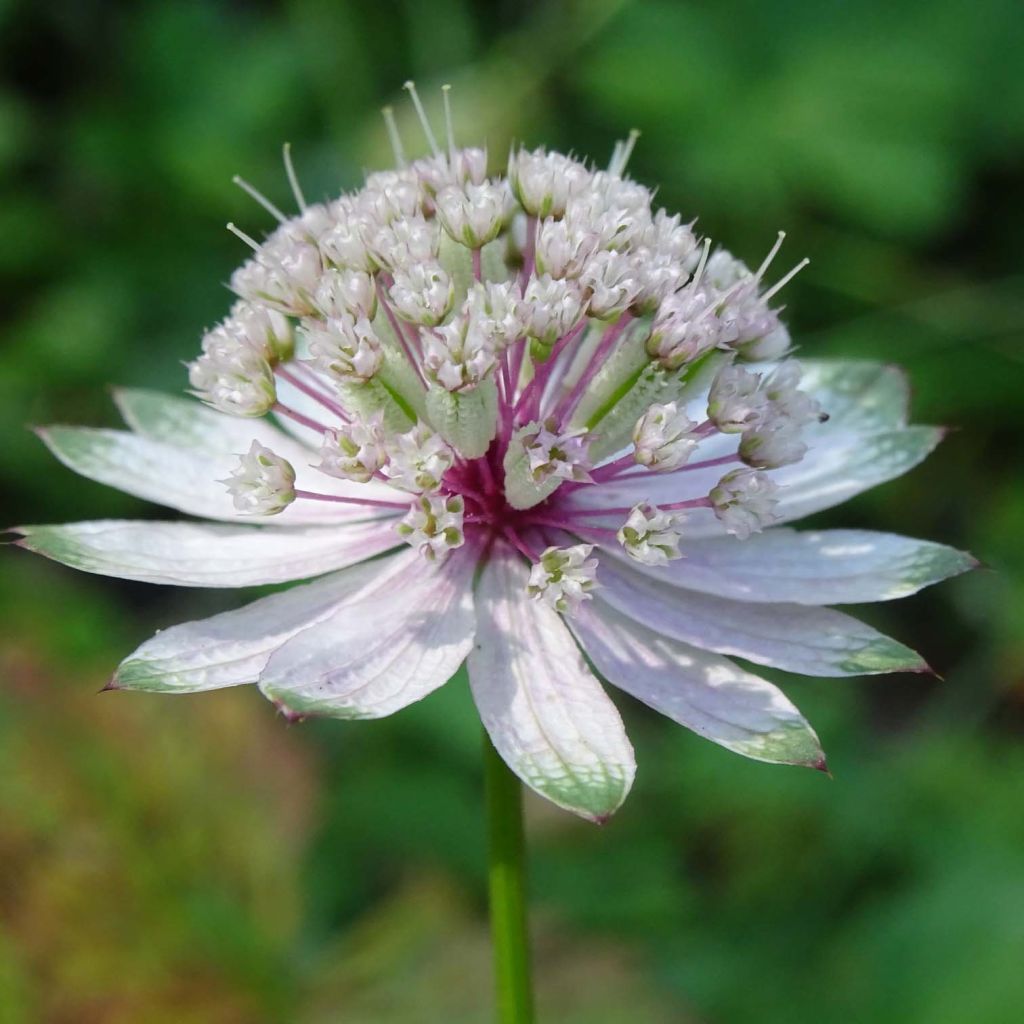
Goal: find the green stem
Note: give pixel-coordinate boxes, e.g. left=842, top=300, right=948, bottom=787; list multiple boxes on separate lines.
left=483, top=730, right=535, bottom=1024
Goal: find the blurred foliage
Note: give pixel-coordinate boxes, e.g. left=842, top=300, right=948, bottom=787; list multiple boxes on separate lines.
left=2, top=0, right=1023, bottom=1020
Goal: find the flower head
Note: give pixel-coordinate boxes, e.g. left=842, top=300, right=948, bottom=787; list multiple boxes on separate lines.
left=21, top=85, right=972, bottom=823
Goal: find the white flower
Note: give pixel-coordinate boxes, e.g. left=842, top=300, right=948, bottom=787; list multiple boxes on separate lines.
left=188, top=327, right=277, bottom=417
left=508, top=147, right=591, bottom=218
left=314, top=268, right=377, bottom=320
left=632, top=403, right=698, bottom=471
left=465, top=281, right=525, bottom=351
left=435, top=181, right=508, bottom=248
left=304, top=315, right=383, bottom=382
left=527, top=545, right=599, bottom=614
left=397, top=493, right=465, bottom=561
left=708, top=364, right=769, bottom=433
left=26, top=89, right=972, bottom=822
left=223, top=441, right=296, bottom=515
left=580, top=250, right=644, bottom=319
left=617, top=502, right=684, bottom=565
left=422, top=312, right=499, bottom=392
left=709, top=468, right=780, bottom=539
left=534, top=218, right=599, bottom=279
left=522, top=275, right=585, bottom=348
left=317, top=417, right=387, bottom=483
left=382, top=422, right=454, bottom=493
left=389, top=262, right=454, bottom=326
left=646, top=283, right=723, bottom=369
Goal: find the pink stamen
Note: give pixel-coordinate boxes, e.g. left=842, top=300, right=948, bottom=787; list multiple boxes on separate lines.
left=553, top=313, right=633, bottom=429
left=294, top=489, right=407, bottom=510
left=566, top=496, right=712, bottom=518
left=502, top=526, right=539, bottom=563
left=273, top=402, right=330, bottom=435
left=518, top=215, right=537, bottom=294
left=514, top=320, right=587, bottom=424
left=376, top=280, right=427, bottom=386
left=588, top=451, right=638, bottom=483
left=275, top=365, right=349, bottom=421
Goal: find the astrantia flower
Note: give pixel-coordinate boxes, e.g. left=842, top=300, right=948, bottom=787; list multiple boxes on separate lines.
left=16, top=86, right=974, bottom=822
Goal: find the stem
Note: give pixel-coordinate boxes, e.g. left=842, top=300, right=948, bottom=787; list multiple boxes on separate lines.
left=483, top=731, right=535, bottom=1024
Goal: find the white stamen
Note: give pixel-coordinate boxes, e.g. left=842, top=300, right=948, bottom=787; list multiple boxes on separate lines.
left=232, top=176, right=287, bottom=224
left=403, top=80, right=440, bottom=157
left=755, top=230, right=786, bottom=281
left=762, top=258, right=810, bottom=302
left=609, top=129, right=640, bottom=176
left=441, top=83, right=456, bottom=157
left=381, top=106, right=407, bottom=168
left=282, top=143, right=307, bottom=212
left=226, top=222, right=263, bottom=254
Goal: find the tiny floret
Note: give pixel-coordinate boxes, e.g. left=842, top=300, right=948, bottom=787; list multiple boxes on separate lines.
left=317, top=416, right=388, bottom=483
left=397, top=493, right=465, bottom=561
left=382, top=422, right=455, bottom=493
left=435, top=181, right=508, bottom=248
left=304, top=315, right=384, bottom=382
left=580, top=250, right=644, bottom=319
left=527, top=545, right=600, bottom=615
left=314, top=268, right=378, bottom=320
left=617, top=502, right=684, bottom=565
left=389, top=261, right=455, bottom=326
left=632, top=402, right=698, bottom=471
left=222, top=441, right=296, bottom=515
left=522, top=275, right=585, bottom=350
left=465, top=281, right=525, bottom=351
left=707, top=364, right=768, bottom=434
left=522, top=420, right=592, bottom=486
left=188, top=327, right=277, bottom=417
left=709, top=468, right=780, bottom=539
left=422, top=311, right=499, bottom=391
left=508, top=147, right=591, bottom=218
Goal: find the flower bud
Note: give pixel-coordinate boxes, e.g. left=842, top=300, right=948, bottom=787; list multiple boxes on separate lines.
left=618, top=502, right=684, bottom=565
left=304, top=315, right=383, bottom=383
left=632, top=402, right=698, bottom=471
left=382, top=423, right=455, bottom=493
left=314, top=268, right=377, bottom=320
left=709, top=468, right=780, bottom=539
left=508, top=148, right=591, bottom=218
left=435, top=181, right=508, bottom=248
left=222, top=441, right=296, bottom=515
left=389, top=262, right=455, bottom=327
left=527, top=544, right=599, bottom=615
left=397, top=493, right=465, bottom=561
left=316, top=416, right=387, bottom=483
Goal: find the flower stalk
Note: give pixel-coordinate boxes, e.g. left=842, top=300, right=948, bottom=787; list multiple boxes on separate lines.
left=484, top=729, right=535, bottom=1024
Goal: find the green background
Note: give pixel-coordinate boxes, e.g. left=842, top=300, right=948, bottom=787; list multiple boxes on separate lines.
left=2, top=1, right=1023, bottom=1020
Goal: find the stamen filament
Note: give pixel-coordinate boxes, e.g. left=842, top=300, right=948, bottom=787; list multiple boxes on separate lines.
left=502, top=527, right=539, bottom=563
left=273, top=402, right=330, bottom=435
left=226, top=222, right=263, bottom=254
left=403, top=81, right=441, bottom=157
left=755, top=231, right=786, bottom=281
left=762, top=258, right=810, bottom=302
left=232, top=176, right=287, bottom=224
left=381, top=107, right=407, bottom=168
left=282, top=143, right=307, bottom=212
left=294, top=489, right=407, bottom=510
left=554, top=313, right=633, bottom=428
left=441, top=83, right=456, bottom=156
left=275, top=365, right=350, bottom=421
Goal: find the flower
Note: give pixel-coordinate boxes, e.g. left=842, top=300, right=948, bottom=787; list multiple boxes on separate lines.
left=16, top=85, right=974, bottom=822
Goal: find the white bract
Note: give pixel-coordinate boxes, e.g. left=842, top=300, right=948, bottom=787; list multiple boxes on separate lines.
left=20, top=86, right=973, bottom=822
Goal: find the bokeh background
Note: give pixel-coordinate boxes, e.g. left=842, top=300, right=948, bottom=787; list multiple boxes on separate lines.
left=2, top=1, right=1023, bottom=1020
